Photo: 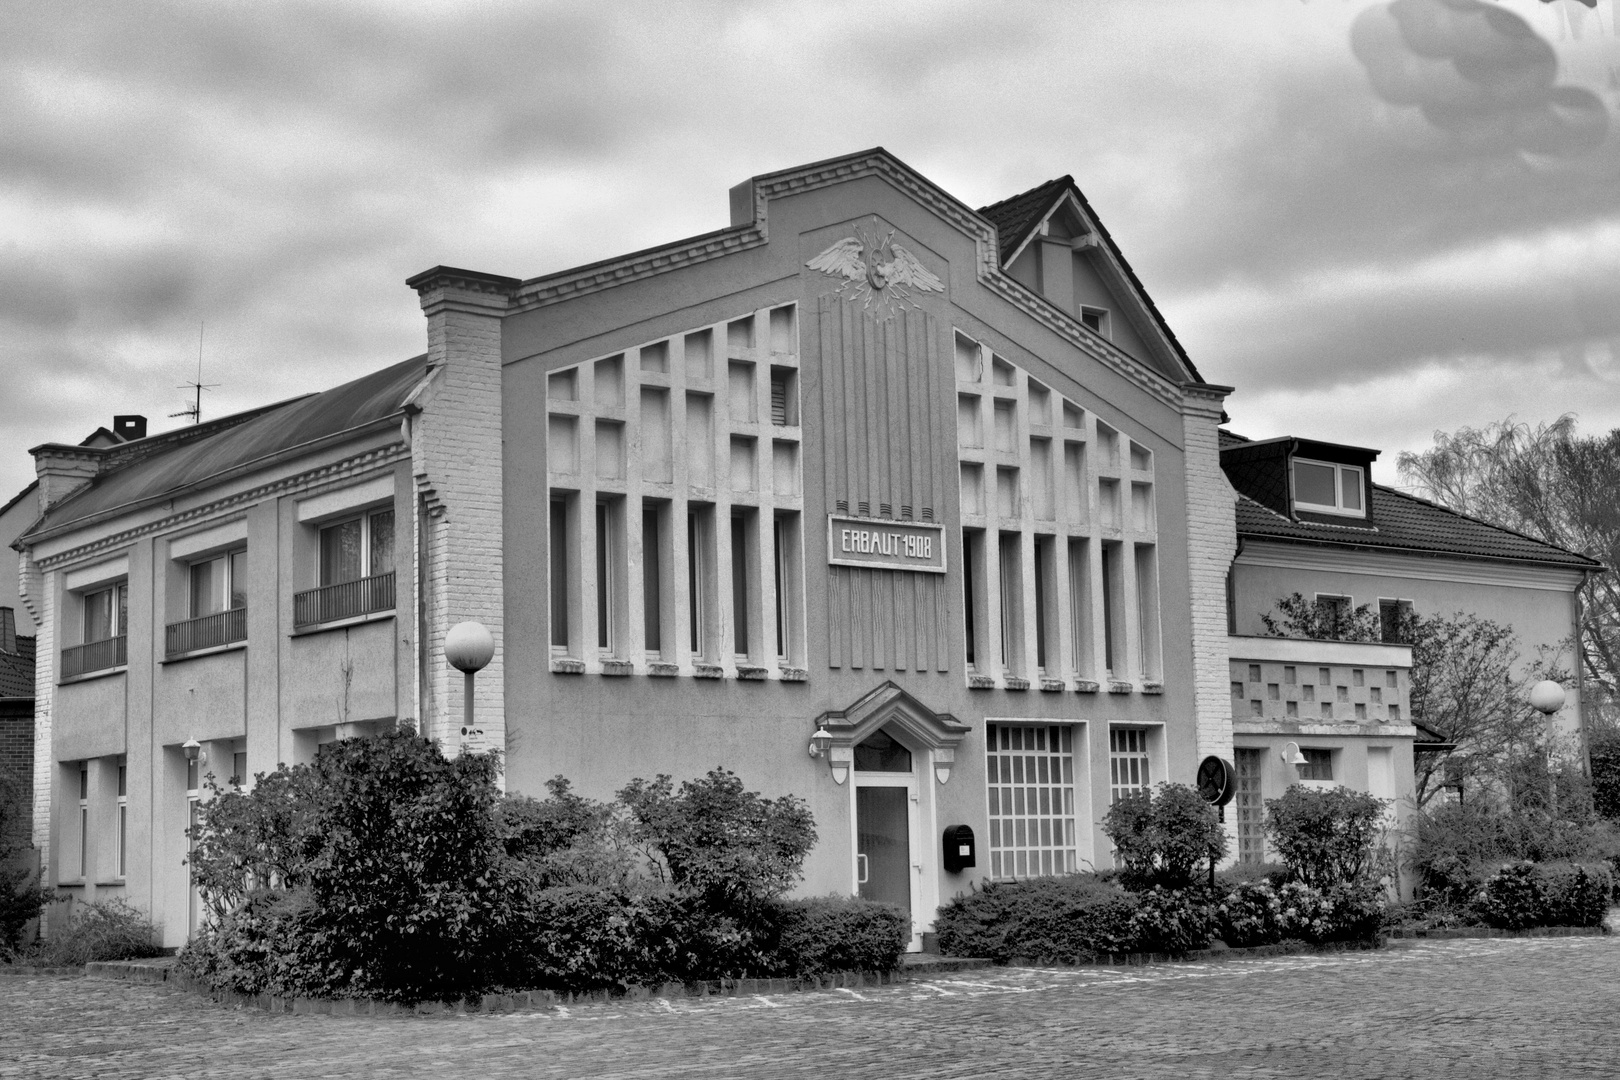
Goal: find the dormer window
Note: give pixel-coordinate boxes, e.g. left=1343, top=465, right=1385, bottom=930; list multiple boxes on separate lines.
left=1292, top=458, right=1364, bottom=517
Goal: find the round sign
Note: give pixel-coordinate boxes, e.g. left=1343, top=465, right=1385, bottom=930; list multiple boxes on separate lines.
left=1196, top=755, right=1236, bottom=806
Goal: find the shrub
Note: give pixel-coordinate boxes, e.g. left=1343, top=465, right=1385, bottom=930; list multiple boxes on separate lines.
left=497, top=885, right=675, bottom=994
left=1270, top=881, right=1383, bottom=944
left=497, top=778, right=635, bottom=889
left=933, top=875, right=1213, bottom=961
left=1215, top=861, right=1289, bottom=889
left=767, top=896, right=910, bottom=976
left=1472, top=861, right=1613, bottom=930
left=27, top=898, right=163, bottom=967
left=618, top=769, right=816, bottom=917
left=1266, top=785, right=1387, bottom=889
left=1215, top=881, right=1285, bottom=948
left=1404, top=801, right=1620, bottom=907
left=1102, top=783, right=1227, bottom=891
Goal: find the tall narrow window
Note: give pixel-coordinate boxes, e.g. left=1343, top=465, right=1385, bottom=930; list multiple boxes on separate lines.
left=78, top=763, right=89, bottom=879
left=643, top=504, right=662, bottom=656
left=1033, top=537, right=1051, bottom=673
left=1234, top=748, right=1264, bottom=863
left=1133, top=545, right=1160, bottom=680
left=1068, top=539, right=1091, bottom=678
left=232, top=751, right=248, bottom=788
left=963, top=530, right=981, bottom=671
left=998, top=533, right=1022, bottom=674
left=549, top=496, right=571, bottom=654
left=731, top=512, right=752, bottom=660
left=772, top=514, right=797, bottom=663
left=1101, top=543, right=1123, bottom=675
left=1379, top=598, right=1414, bottom=643
left=116, top=761, right=127, bottom=879
left=687, top=507, right=712, bottom=660
left=595, top=500, right=623, bottom=655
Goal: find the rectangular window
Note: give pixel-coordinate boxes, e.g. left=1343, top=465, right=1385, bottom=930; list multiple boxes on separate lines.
left=1234, top=748, right=1265, bottom=863
left=731, top=511, right=753, bottom=660
left=1033, top=536, right=1053, bottom=673
left=769, top=368, right=796, bottom=426
left=1101, top=542, right=1124, bottom=676
left=188, top=550, right=247, bottom=618
left=1067, top=539, right=1091, bottom=678
left=772, top=513, right=799, bottom=663
left=595, top=500, right=624, bottom=655
left=1292, top=458, right=1365, bottom=517
left=232, top=751, right=247, bottom=788
left=116, top=761, right=127, bottom=879
left=1379, top=598, right=1414, bottom=643
left=1109, top=728, right=1152, bottom=803
left=1133, top=545, right=1160, bottom=680
left=84, top=582, right=129, bottom=644
left=963, top=530, right=983, bottom=671
left=319, top=508, right=393, bottom=586
left=549, top=496, right=572, bottom=654
left=985, top=723, right=1077, bottom=879
left=687, top=506, right=713, bottom=660
left=643, top=503, right=663, bottom=656
left=998, top=533, right=1022, bottom=674
left=78, top=763, right=89, bottom=879
left=1299, top=748, right=1333, bottom=781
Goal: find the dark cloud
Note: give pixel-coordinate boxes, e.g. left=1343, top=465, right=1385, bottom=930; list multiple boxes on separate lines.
left=1352, top=0, right=1608, bottom=157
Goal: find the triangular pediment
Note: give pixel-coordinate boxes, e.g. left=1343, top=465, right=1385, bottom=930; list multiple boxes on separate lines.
left=813, top=681, right=971, bottom=751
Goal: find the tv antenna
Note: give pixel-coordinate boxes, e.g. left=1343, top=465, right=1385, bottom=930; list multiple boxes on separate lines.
left=170, top=321, right=219, bottom=424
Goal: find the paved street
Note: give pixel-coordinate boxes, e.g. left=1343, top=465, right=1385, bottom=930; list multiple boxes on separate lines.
left=5, top=936, right=1618, bottom=1079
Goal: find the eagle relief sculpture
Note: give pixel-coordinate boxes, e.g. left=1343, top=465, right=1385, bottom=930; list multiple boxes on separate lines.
left=806, top=219, right=945, bottom=316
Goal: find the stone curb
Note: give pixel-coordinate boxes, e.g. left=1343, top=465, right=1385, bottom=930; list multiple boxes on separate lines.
left=0, top=964, right=84, bottom=976
left=998, top=936, right=1386, bottom=970
left=84, top=958, right=907, bottom=1016
left=1384, top=924, right=1610, bottom=941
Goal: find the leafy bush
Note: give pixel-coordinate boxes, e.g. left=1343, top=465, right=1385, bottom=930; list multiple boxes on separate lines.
left=1215, top=881, right=1285, bottom=947
left=1266, top=785, right=1388, bottom=889
left=766, top=896, right=909, bottom=977
left=1404, top=801, right=1620, bottom=907
left=1472, top=861, right=1613, bottom=930
left=1261, top=592, right=1384, bottom=642
left=1102, top=783, right=1227, bottom=891
left=1215, top=861, right=1289, bottom=889
left=618, top=769, right=816, bottom=916
left=497, top=777, right=636, bottom=890
left=933, top=875, right=1209, bottom=961
left=26, top=898, right=163, bottom=966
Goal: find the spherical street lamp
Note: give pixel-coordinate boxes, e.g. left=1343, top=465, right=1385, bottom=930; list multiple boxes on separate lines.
left=444, top=621, right=495, bottom=748
left=1528, top=679, right=1567, bottom=817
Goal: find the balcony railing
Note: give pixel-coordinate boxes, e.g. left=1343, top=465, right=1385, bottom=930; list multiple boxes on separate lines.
left=294, top=571, right=395, bottom=629
left=61, top=635, right=127, bottom=679
left=165, top=607, right=248, bottom=659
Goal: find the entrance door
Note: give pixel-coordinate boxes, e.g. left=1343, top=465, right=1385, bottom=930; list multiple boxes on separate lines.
left=856, top=786, right=912, bottom=910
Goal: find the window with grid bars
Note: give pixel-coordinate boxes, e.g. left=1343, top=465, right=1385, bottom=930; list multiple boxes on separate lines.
left=1109, top=727, right=1152, bottom=803
left=985, top=723, right=1077, bottom=879
left=1234, top=748, right=1265, bottom=863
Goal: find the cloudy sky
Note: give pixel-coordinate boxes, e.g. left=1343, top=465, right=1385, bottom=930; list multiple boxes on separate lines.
left=3, top=0, right=1618, bottom=499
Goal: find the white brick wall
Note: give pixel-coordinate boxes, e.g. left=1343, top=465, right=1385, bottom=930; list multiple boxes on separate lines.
left=23, top=557, right=53, bottom=920
left=408, top=273, right=511, bottom=761
left=1180, top=386, right=1237, bottom=761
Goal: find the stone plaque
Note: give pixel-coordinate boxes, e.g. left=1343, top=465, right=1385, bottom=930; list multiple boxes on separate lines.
left=827, top=515, right=946, bottom=573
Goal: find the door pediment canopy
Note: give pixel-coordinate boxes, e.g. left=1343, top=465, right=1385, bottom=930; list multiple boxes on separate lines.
left=813, top=681, right=971, bottom=754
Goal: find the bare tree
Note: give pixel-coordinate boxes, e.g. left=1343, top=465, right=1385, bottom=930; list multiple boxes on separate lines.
left=1398, top=417, right=1619, bottom=729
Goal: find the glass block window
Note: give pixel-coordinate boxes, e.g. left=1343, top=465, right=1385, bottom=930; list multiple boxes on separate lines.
left=1234, top=748, right=1265, bottom=863
left=986, top=723, right=1077, bottom=879
left=1109, top=727, right=1152, bottom=803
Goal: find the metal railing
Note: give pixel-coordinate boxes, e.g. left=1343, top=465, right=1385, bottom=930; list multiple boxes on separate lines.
left=61, top=635, right=127, bottom=679
left=293, top=571, right=395, bottom=629
left=165, top=607, right=248, bottom=658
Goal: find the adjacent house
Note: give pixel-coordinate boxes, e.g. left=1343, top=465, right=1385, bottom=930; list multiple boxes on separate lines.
left=1220, top=430, right=1599, bottom=865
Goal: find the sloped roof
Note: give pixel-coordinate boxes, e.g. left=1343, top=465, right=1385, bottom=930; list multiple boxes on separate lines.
left=977, top=177, right=1202, bottom=384
left=24, top=355, right=429, bottom=541
left=0, top=636, right=34, bottom=699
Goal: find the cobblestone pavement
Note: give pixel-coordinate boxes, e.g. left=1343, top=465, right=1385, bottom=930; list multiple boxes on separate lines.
left=5, top=937, right=1619, bottom=1079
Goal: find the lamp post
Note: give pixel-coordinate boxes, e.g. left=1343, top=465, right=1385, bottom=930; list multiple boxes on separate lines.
left=444, top=621, right=495, bottom=750
left=1529, top=679, right=1566, bottom=818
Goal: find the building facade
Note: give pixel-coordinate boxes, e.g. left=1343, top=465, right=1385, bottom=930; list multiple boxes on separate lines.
left=18, top=150, right=1241, bottom=947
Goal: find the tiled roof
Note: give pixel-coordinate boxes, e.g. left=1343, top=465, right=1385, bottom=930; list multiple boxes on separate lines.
left=976, top=178, right=1202, bottom=384
left=0, top=636, right=35, bottom=699
left=1234, top=487, right=1600, bottom=570
left=25, top=355, right=430, bottom=540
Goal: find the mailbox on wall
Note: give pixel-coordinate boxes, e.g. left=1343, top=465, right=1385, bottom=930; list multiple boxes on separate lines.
left=942, top=824, right=976, bottom=873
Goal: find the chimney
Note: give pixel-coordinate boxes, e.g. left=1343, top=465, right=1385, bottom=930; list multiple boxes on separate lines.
left=30, top=442, right=107, bottom=513
left=113, top=415, right=148, bottom=441
left=0, top=607, right=15, bottom=655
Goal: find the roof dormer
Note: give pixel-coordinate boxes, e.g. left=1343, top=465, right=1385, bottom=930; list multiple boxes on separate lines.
left=1220, top=433, right=1379, bottom=526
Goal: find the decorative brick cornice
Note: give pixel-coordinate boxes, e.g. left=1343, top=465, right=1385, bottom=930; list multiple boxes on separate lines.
left=31, top=445, right=407, bottom=570
left=405, top=265, right=521, bottom=297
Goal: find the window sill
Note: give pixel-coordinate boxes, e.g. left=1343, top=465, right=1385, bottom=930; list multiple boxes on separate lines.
left=94, top=879, right=126, bottom=887
left=1075, top=679, right=1100, bottom=693
left=56, top=880, right=87, bottom=888
left=1140, top=682, right=1164, bottom=696
left=161, top=641, right=247, bottom=665
left=58, top=666, right=128, bottom=686
left=291, top=609, right=394, bottom=637
left=1039, top=677, right=1065, bottom=693
left=1107, top=681, right=1134, bottom=694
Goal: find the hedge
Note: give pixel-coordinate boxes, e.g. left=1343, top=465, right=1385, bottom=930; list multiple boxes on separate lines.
left=933, top=875, right=1211, bottom=962
left=1473, top=861, right=1613, bottom=931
